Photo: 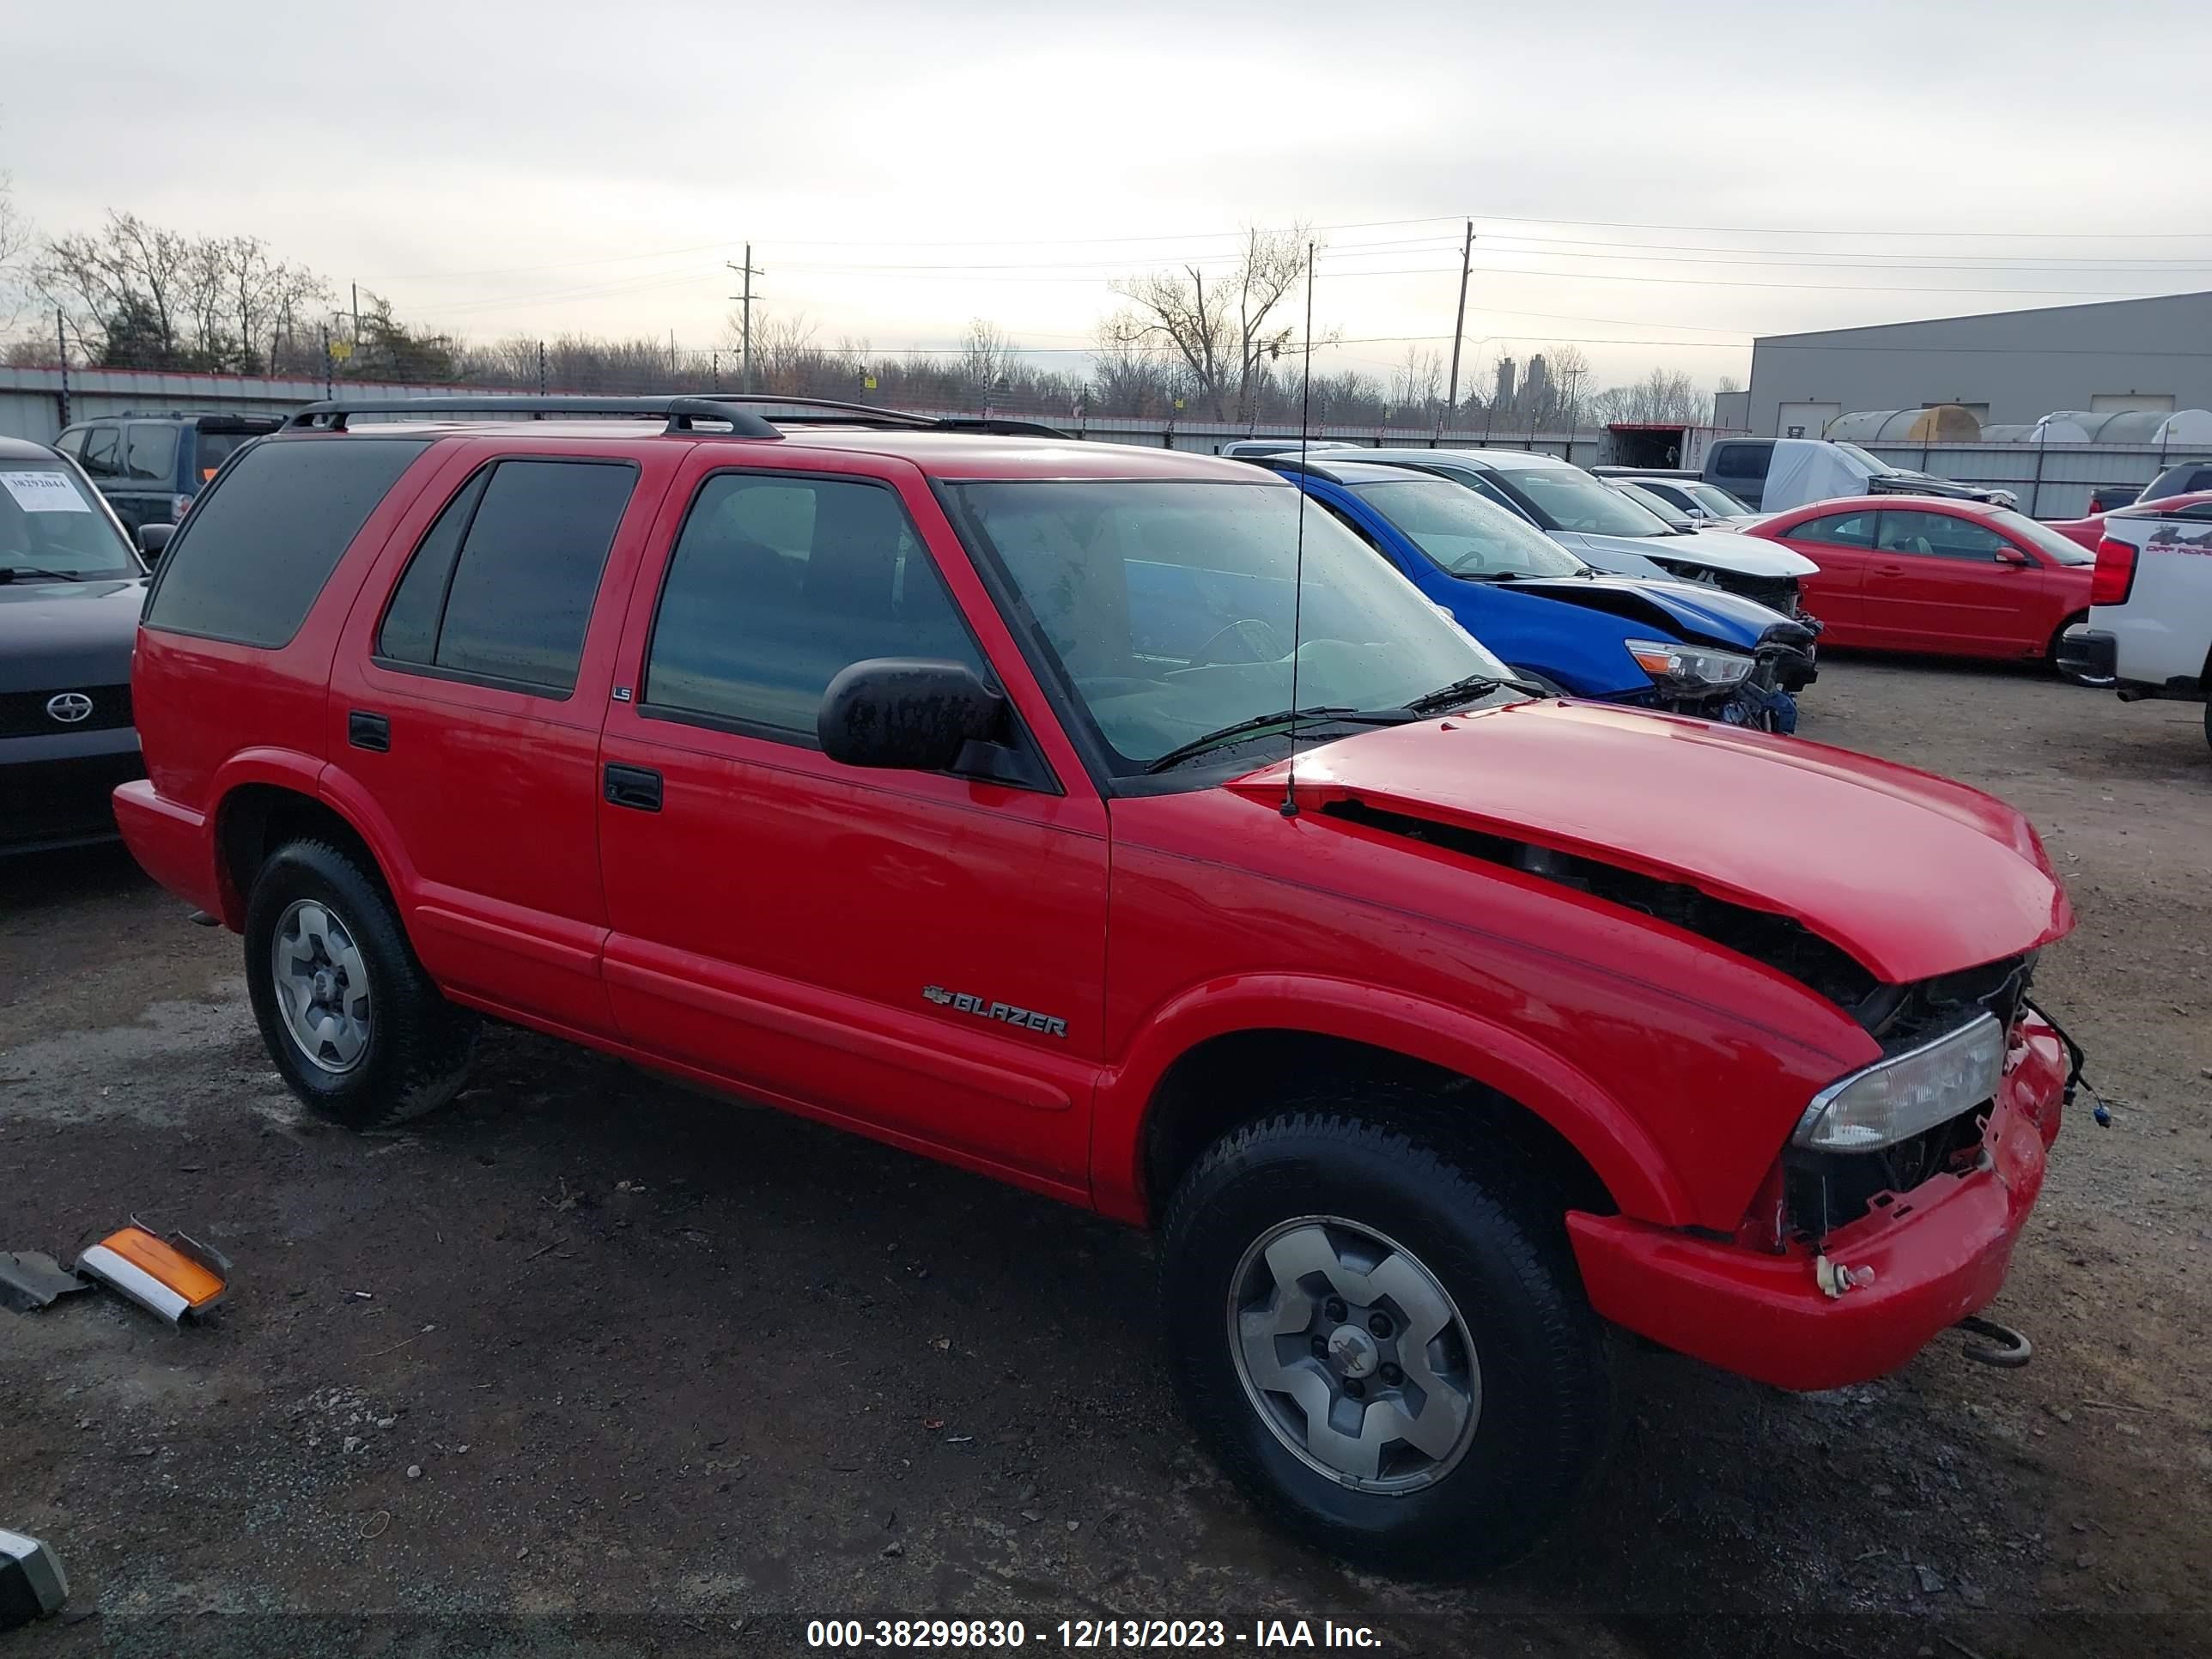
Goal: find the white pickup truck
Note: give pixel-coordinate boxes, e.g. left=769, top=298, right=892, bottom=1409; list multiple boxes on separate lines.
left=2059, top=490, right=2212, bottom=750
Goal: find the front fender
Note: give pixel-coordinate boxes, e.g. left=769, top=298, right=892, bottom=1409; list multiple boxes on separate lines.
left=1091, top=973, right=1694, bottom=1228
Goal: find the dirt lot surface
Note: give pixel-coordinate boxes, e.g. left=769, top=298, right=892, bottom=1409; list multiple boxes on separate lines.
left=3, top=657, right=2209, bottom=1659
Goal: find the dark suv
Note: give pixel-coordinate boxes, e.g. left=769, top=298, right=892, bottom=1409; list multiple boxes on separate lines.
left=114, top=395, right=2074, bottom=1575
left=1, top=437, right=148, bottom=852
left=53, top=410, right=282, bottom=533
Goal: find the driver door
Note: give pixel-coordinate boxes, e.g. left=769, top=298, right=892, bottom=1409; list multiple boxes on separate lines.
left=595, top=450, right=1109, bottom=1199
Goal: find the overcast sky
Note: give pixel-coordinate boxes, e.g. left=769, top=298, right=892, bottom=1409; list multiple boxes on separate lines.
left=7, top=0, right=2210, bottom=391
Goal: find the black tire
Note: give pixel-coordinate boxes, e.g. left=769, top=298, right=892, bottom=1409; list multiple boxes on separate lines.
left=2048, top=611, right=2092, bottom=679
left=1160, top=1107, right=1611, bottom=1577
left=244, top=838, right=478, bottom=1130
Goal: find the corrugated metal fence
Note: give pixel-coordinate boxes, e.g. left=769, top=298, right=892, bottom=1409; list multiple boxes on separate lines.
left=7, top=367, right=2183, bottom=514
left=1854, top=441, right=2191, bottom=519
left=0, top=365, right=1607, bottom=465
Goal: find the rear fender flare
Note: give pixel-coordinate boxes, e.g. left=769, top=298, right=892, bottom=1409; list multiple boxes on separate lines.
left=207, top=749, right=337, bottom=926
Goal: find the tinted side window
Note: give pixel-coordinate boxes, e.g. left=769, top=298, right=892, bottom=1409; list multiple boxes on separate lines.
left=127, top=423, right=179, bottom=484
left=54, top=428, right=88, bottom=459
left=377, top=469, right=491, bottom=666
left=1711, top=442, right=1768, bottom=482
left=195, top=429, right=263, bottom=482
left=388, top=460, right=635, bottom=694
left=81, top=426, right=122, bottom=479
left=643, top=473, right=982, bottom=738
left=1792, top=510, right=1875, bottom=548
left=1876, top=510, right=2007, bottom=561
left=145, top=438, right=431, bottom=647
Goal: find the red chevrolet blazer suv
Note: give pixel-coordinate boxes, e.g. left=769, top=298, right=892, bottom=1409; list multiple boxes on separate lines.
left=114, top=397, right=2075, bottom=1574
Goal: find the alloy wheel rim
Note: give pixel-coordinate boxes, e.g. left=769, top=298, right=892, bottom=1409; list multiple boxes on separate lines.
left=1226, top=1214, right=1481, bottom=1493
left=270, top=899, right=372, bottom=1075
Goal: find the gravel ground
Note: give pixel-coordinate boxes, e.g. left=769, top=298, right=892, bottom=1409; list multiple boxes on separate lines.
left=2, top=656, right=2208, bottom=1659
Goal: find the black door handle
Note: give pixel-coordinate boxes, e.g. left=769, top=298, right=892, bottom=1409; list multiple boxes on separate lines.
left=604, top=763, right=662, bottom=812
left=348, top=710, right=391, bottom=752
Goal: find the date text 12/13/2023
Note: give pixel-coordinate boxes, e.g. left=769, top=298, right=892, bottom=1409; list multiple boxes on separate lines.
left=804, top=1618, right=1385, bottom=1649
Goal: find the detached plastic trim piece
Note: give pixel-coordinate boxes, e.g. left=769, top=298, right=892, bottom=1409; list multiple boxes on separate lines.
left=75, top=1225, right=230, bottom=1324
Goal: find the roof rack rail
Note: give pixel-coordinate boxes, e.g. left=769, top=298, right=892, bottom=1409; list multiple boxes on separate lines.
left=284, top=396, right=785, bottom=438
left=927, top=416, right=1073, bottom=438
left=699, top=396, right=1072, bottom=438
left=281, top=393, right=1074, bottom=442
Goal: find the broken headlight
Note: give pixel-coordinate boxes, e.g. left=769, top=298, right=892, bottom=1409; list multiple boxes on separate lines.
left=1793, top=1013, right=2007, bottom=1153
left=1624, top=638, right=1753, bottom=695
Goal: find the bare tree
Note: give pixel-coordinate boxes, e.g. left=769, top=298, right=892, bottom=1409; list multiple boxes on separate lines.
left=1103, top=225, right=1311, bottom=422
left=959, top=318, right=1018, bottom=406
left=1551, top=344, right=1591, bottom=434
left=0, top=171, right=31, bottom=334
left=1390, top=344, right=1444, bottom=416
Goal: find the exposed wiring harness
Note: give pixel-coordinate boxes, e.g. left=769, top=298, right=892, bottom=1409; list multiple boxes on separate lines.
left=2027, top=997, right=2111, bottom=1127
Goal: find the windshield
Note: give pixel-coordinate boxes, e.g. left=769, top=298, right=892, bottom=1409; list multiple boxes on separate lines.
left=1834, top=441, right=1897, bottom=475
left=951, top=479, right=1511, bottom=773
left=1490, top=463, right=1678, bottom=538
left=1994, top=507, right=2095, bottom=565
left=1352, top=479, right=1585, bottom=578
left=1687, top=483, right=1750, bottom=516
left=1612, top=480, right=1694, bottom=529
left=0, top=460, right=140, bottom=578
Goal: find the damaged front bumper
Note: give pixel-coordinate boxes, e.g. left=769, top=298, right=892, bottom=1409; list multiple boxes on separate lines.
left=1565, top=1012, right=2067, bottom=1392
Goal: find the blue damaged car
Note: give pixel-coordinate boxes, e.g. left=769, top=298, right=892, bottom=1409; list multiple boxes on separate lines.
left=1261, top=457, right=1817, bottom=731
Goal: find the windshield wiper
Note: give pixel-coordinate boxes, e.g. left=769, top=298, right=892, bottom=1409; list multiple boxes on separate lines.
left=1143, top=706, right=1415, bottom=775
left=0, top=566, right=88, bottom=584
left=1400, top=673, right=1543, bottom=714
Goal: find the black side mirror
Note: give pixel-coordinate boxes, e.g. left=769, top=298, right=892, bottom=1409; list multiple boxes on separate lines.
left=818, top=658, right=1005, bottom=771
left=137, top=522, right=175, bottom=562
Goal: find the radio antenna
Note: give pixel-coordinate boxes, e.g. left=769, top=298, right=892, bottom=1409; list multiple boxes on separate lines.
left=1280, top=239, right=1316, bottom=821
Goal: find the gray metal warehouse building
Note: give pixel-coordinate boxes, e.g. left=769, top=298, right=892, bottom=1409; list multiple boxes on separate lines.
left=1743, top=289, right=2212, bottom=440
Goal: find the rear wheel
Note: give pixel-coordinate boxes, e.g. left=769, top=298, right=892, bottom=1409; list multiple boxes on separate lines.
left=244, top=839, right=477, bottom=1130
left=1160, top=1109, right=1611, bottom=1576
left=2049, top=611, right=2098, bottom=681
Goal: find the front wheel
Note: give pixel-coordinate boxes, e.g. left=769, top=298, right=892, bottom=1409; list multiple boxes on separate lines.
left=244, top=839, right=478, bottom=1130
left=1160, top=1110, right=1611, bottom=1576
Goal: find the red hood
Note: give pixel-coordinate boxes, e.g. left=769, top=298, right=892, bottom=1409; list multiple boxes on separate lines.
left=1227, top=700, right=2071, bottom=984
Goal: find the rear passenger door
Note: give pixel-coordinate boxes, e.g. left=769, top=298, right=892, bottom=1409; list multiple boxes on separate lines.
left=1774, top=507, right=1876, bottom=640
left=595, top=453, right=1109, bottom=1198
left=330, top=444, right=676, bottom=1037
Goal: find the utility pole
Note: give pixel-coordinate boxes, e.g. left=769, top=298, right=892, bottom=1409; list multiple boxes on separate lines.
left=1443, top=220, right=1474, bottom=428
left=350, top=282, right=361, bottom=348
left=726, top=244, right=763, bottom=393
left=55, top=308, right=70, bottom=428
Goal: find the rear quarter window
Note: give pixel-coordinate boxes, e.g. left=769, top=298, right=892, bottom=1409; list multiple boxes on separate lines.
left=145, top=437, right=430, bottom=647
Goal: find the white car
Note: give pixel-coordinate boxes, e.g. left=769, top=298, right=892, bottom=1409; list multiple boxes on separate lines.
left=2059, top=490, right=2212, bottom=750
left=1310, top=447, right=1817, bottom=615
left=1605, top=474, right=1761, bottom=530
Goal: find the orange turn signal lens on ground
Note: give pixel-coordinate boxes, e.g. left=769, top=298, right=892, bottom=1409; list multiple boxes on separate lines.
left=75, top=1226, right=229, bottom=1323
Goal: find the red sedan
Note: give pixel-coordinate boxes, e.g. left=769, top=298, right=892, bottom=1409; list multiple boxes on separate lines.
left=1747, top=495, right=2094, bottom=665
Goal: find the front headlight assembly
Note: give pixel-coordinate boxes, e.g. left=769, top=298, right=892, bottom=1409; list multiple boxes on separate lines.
left=1794, top=1013, right=2008, bottom=1152
left=1624, top=637, right=1753, bottom=695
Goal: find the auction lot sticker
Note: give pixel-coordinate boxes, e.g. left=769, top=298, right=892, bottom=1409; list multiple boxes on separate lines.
left=1, top=471, right=94, bottom=512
